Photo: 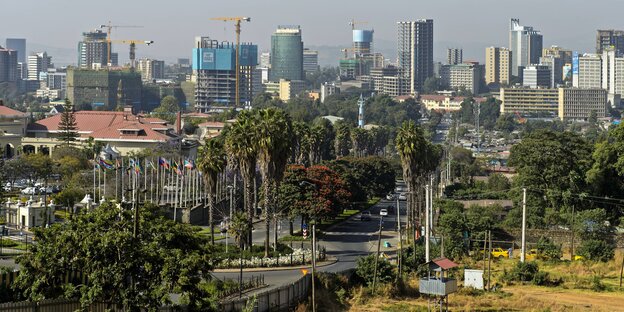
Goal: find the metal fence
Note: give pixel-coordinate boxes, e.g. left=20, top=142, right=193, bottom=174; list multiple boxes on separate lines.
left=0, top=300, right=183, bottom=312
left=220, top=274, right=311, bottom=312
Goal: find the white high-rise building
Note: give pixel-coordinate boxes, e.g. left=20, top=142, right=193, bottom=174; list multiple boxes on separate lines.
left=509, top=19, right=543, bottom=76
left=260, top=52, right=271, bottom=68
left=447, top=48, right=462, bottom=65
left=27, top=52, right=52, bottom=81
left=573, top=53, right=602, bottom=89
left=137, top=58, right=165, bottom=82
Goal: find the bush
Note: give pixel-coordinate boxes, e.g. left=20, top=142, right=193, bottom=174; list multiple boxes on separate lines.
left=577, top=239, right=615, bottom=262
left=355, top=254, right=396, bottom=287
left=591, top=275, right=607, bottom=292
left=536, top=236, right=562, bottom=260
left=504, top=261, right=539, bottom=283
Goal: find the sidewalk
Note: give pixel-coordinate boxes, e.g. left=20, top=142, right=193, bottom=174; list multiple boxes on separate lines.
left=213, top=256, right=338, bottom=273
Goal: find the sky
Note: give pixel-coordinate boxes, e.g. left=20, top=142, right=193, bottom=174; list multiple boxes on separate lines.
left=1, top=0, right=622, bottom=66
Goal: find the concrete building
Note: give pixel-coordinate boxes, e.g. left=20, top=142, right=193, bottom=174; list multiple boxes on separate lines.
left=303, top=49, right=319, bottom=74
left=522, top=65, right=551, bottom=88
left=397, top=20, right=434, bottom=95
left=137, top=58, right=165, bottom=82
left=485, top=47, right=511, bottom=86
left=500, top=87, right=559, bottom=114
left=596, top=29, right=624, bottom=55
left=78, top=30, right=108, bottom=69
left=67, top=68, right=142, bottom=110
left=439, top=62, right=483, bottom=94
left=0, top=104, right=28, bottom=158
left=542, top=46, right=573, bottom=65
left=5, top=38, right=26, bottom=63
left=0, top=46, right=18, bottom=82
left=27, top=52, right=53, bottom=81
left=509, top=19, right=543, bottom=76
left=370, top=66, right=401, bottom=97
left=260, top=52, right=271, bottom=68
left=17, top=62, right=27, bottom=80
left=539, top=55, right=564, bottom=87
left=572, top=53, right=602, bottom=89
left=3, top=198, right=55, bottom=230
left=558, top=88, right=608, bottom=120
left=278, top=79, right=305, bottom=101
left=192, top=37, right=258, bottom=111
left=35, top=88, right=64, bottom=100
left=320, top=82, right=338, bottom=103
left=353, top=29, right=374, bottom=55
left=46, top=71, right=67, bottom=90
left=270, top=26, right=304, bottom=81
left=447, top=48, right=463, bottom=65
left=421, top=95, right=485, bottom=112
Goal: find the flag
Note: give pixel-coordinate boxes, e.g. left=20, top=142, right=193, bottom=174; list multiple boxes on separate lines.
left=147, top=159, right=156, bottom=170
left=184, top=159, right=194, bottom=170
left=159, top=157, right=170, bottom=169
left=99, top=158, right=114, bottom=170
left=175, top=161, right=184, bottom=176
left=134, top=159, right=143, bottom=174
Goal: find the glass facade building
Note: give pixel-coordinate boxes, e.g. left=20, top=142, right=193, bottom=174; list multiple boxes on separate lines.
left=270, top=26, right=304, bottom=82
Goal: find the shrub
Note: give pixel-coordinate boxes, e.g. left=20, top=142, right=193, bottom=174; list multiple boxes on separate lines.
left=591, top=276, right=607, bottom=292
left=503, top=261, right=539, bottom=283
left=577, top=239, right=615, bottom=262
left=536, top=236, right=562, bottom=260
left=355, top=254, right=396, bottom=287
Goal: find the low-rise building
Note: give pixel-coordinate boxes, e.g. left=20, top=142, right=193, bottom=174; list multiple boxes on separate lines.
left=0, top=104, right=28, bottom=158
left=500, top=87, right=559, bottom=114
left=3, top=197, right=55, bottom=230
left=558, top=88, right=608, bottom=120
left=421, top=95, right=486, bottom=112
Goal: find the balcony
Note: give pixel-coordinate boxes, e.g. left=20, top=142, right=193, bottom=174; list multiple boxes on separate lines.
left=419, top=278, right=458, bottom=296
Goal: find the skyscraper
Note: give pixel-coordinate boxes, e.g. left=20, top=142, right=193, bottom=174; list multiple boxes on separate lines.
left=270, top=26, right=304, bottom=82
left=509, top=19, right=543, bottom=76
left=137, top=59, right=165, bottom=82
left=5, top=38, right=26, bottom=63
left=447, top=48, right=463, bottom=65
left=303, top=49, right=319, bottom=74
left=0, top=47, right=18, bottom=82
left=596, top=30, right=624, bottom=55
left=397, top=20, right=434, bottom=95
left=485, top=47, right=511, bottom=85
left=353, top=29, right=374, bottom=55
left=78, top=30, right=108, bottom=69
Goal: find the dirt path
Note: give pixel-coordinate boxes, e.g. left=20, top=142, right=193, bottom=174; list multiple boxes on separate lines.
left=506, top=286, right=624, bottom=311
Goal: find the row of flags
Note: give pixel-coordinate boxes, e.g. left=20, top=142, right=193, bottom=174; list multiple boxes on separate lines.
left=95, top=157, right=197, bottom=176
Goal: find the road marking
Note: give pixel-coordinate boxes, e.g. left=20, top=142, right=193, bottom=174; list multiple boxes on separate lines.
left=324, top=232, right=374, bottom=236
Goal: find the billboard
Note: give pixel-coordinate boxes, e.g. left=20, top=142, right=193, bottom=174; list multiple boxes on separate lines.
left=572, top=51, right=579, bottom=75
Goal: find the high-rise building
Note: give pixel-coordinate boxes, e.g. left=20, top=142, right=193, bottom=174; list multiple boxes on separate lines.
left=572, top=53, right=602, bottom=89
left=509, top=19, right=543, bottom=76
left=439, top=62, right=484, bottom=94
left=539, top=55, right=564, bottom=87
left=67, top=68, right=142, bottom=110
left=522, top=65, right=551, bottom=88
left=137, top=59, right=165, bottom=82
left=370, top=66, right=400, bottom=96
left=500, top=87, right=559, bottom=114
left=353, top=29, right=374, bottom=55
left=270, top=26, right=304, bottom=81
left=542, top=46, right=573, bottom=64
left=485, top=47, right=511, bottom=85
left=446, top=48, right=462, bottom=65
left=397, top=19, right=434, bottom=95
left=46, top=70, right=67, bottom=90
left=596, top=30, right=624, bottom=55
left=16, top=62, right=27, bottom=80
left=192, top=37, right=258, bottom=111
left=78, top=30, right=109, bottom=69
left=27, top=52, right=53, bottom=81
left=303, top=49, right=319, bottom=74
left=260, top=52, right=271, bottom=68
left=5, top=38, right=26, bottom=64
left=0, top=47, right=18, bottom=82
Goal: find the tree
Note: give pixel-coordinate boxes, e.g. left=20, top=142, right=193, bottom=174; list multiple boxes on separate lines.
left=487, top=173, right=510, bottom=192
left=57, top=99, right=79, bottom=145
left=436, top=200, right=468, bottom=259
left=350, top=127, right=370, bottom=157
left=355, top=255, right=396, bottom=287
left=197, top=138, right=227, bottom=245
left=586, top=123, right=624, bottom=198
left=334, top=120, right=352, bottom=158
left=422, top=76, right=440, bottom=94
left=13, top=202, right=215, bottom=310
left=291, top=121, right=311, bottom=165
left=575, top=208, right=615, bottom=262
left=225, top=110, right=259, bottom=248
left=153, top=96, right=180, bottom=123
left=256, top=108, right=293, bottom=257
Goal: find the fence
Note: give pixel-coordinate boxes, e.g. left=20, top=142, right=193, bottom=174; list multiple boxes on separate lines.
left=0, top=299, right=183, bottom=312
left=220, top=274, right=311, bottom=312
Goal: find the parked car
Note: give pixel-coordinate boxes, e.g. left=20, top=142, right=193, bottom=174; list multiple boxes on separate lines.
left=21, top=187, right=37, bottom=195
left=398, top=193, right=407, bottom=201
left=479, top=247, right=509, bottom=259
left=360, top=211, right=371, bottom=221
left=379, top=208, right=388, bottom=216
left=386, top=193, right=395, bottom=200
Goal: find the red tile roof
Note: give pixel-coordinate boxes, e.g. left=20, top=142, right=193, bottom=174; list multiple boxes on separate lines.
left=28, top=111, right=175, bottom=142
left=430, top=257, right=458, bottom=270
left=0, top=106, right=27, bottom=117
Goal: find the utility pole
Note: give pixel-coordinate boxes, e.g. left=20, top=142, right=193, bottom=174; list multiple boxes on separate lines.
left=397, top=195, right=402, bottom=279
left=487, top=230, right=492, bottom=291
left=312, top=222, right=316, bottom=312
left=425, top=184, right=430, bottom=262
left=372, top=215, right=384, bottom=294
left=521, top=188, right=527, bottom=263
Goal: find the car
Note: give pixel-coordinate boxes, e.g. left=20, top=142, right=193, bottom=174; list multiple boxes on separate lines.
left=21, top=187, right=37, bottom=195
left=379, top=208, right=388, bottom=216
left=398, top=193, right=407, bottom=201
left=525, top=249, right=538, bottom=261
left=478, top=247, right=509, bottom=259
left=360, top=211, right=371, bottom=221
left=573, top=254, right=586, bottom=261
left=386, top=193, right=395, bottom=200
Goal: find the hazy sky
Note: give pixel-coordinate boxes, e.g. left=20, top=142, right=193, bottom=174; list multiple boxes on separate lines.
left=1, top=0, right=622, bottom=65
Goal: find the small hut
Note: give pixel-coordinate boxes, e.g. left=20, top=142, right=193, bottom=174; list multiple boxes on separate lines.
left=419, top=257, right=458, bottom=311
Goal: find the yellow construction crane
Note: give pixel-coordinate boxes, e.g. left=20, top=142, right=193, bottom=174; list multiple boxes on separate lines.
left=110, top=40, right=154, bottom=69
left=349, top=19, right=368, bottom=31
left=100, top=22, right=143, bottom=66
left=210, top=16, right=251, bottom=107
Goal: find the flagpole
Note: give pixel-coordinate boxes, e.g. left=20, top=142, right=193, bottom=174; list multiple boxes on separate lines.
left=98, top=161, right=101, bottom=201
left=156, top=159, right=160, bottom=205
left=174, top=160, right=179, bottom=221
left=144, top=158, right=147, bottom=203
left=115, top=160, right=118, bottom=202
left=121, top=158, right=124, bottom=201
left=93, top=161, right=96, bottom=202
left=104, top=169, right=106, bottom=199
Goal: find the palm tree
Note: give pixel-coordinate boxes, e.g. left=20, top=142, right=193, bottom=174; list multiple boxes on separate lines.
left=256, top=108, right=293, bottom=257
left=197, top=138, right=227, bottom=245
left=225, top=110, right=259, bottom=248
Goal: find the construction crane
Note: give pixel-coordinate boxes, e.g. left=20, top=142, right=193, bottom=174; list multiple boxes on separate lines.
left=210, top=17, right=251, bottom=107
left=111, top=40, right=154, bottom=69
left=349, top=19, right=368, bottom=31
left=100, top=22, right=143, bottom=66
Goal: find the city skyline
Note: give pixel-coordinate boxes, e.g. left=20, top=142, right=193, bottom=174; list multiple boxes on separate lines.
left=1, top=0, right=622, bottom=65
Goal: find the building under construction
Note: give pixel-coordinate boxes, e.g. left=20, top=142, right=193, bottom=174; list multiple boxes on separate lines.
left=66, top=67, right=142, bottom=111
left=192, top=37, right=258, bottom=112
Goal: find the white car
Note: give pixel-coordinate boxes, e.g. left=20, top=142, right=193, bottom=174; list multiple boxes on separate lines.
left=21, top=187, right=37, bottom=195
left=386, top=193, right=395, bottom=200
left=379, top=208, right=388, bottom=216
left=398, top=193, right=407, bottom=201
